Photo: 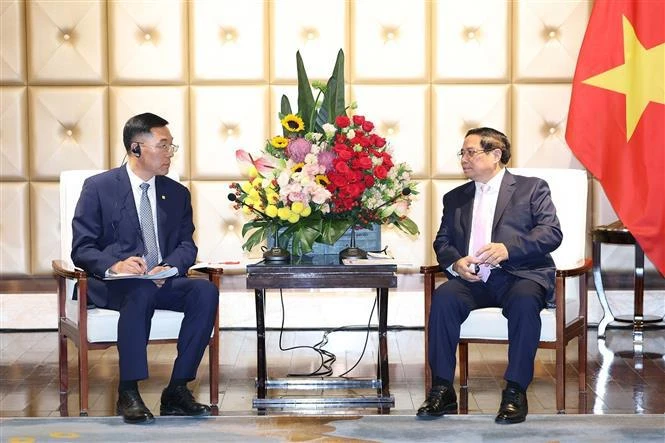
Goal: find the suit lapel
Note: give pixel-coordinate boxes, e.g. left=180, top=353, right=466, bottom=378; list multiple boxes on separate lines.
left=493, top=171, right=516, bottom=233
left=155, top=175, right=169, bottom=254
left=115, top=167, right=142, bottom=239
left=461, top=182, right=475, bottom=252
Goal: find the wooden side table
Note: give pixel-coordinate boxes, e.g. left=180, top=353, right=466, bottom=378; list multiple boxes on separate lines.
left=592, top=220, right=663, bottom=340
left=246, top=255, right=397, bottom=411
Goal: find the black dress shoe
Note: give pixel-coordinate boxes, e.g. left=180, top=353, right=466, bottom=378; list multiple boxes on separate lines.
left=495, top=387, right=528, bottom=424
left=160, top=385, right=211, bottom=417
left=116, top=390, right=154, bottom=424
left=416, top=385, right=458, bottom=420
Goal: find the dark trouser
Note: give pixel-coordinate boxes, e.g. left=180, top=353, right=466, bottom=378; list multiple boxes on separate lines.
left=105, top=277, right=219, bottom=382
left=428, top=270, right=546, bottom=390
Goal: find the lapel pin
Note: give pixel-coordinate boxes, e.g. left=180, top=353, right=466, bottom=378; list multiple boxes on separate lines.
left=161, top=195, right=166, bottom=200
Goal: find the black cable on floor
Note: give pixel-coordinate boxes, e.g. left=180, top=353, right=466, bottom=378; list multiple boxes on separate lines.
left=276, top=289, right=377, bottom=378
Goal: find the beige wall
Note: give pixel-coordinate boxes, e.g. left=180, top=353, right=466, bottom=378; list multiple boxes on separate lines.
left=1, top=0, right=645, bottom=277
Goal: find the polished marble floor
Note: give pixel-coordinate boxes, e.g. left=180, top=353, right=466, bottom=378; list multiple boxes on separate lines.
left=1, top=324, right=664, bottom=418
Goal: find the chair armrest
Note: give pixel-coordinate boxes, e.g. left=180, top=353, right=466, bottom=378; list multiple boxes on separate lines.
left=555, top=258, right=592, bottom=278
left=188, top=266, right=224, bottom=289
left=420, top=265, right=442, bottom=275
left=52, top=259, right=87, bottom=280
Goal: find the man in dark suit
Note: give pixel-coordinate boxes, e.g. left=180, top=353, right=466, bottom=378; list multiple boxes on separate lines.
left=71, top=113, right=219, bottom=424
left=417, top=127, right=562, bottom=424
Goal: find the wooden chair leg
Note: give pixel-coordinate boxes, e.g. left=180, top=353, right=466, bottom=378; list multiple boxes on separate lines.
left=209, top=314, right=219, bottom=408
left=459, top=342, right=469, bottom=414
left=78, top=345, right=89, bottom=416
left=59, top=333, right=68, bottom=394
left=578, top=332, right=587, bottom=412
left=556, top=340, right=565, bottom=413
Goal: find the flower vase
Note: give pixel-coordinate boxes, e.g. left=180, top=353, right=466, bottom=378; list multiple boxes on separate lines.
left=338, top=225, right=368, bottom=262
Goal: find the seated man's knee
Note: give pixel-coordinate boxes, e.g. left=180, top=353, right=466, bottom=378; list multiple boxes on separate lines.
left=194, top=280, right=219, bottom=310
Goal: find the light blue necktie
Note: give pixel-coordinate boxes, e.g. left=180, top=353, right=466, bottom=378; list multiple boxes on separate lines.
left=139, top=183, right=159, bottom=270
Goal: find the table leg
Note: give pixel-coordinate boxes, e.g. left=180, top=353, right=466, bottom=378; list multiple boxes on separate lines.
left=593, top=239, right=615, bottom=339
left=377, top=287, right=390, bottom=399
left=255, top=289, right=267, bottom=400
left=632, top=244, right=645, bottom=345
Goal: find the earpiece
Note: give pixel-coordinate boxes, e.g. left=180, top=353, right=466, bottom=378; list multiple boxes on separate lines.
left=131, top=143, right=141, bottom=158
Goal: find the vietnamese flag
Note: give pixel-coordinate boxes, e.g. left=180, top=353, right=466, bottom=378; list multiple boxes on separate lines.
left=566, top=0, right=665, bottom=275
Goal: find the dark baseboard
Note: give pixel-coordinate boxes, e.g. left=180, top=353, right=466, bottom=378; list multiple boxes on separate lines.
left=1, top=270, right=664, bottom=293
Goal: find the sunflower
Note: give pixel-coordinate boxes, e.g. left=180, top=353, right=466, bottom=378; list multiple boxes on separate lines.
left=270, top=135, right=289, bottom=148
left=281, top=114, right=305, bottom=132
left=291, top=162, right=305, bottom=174
left=315, top=174, right=330, bottom=186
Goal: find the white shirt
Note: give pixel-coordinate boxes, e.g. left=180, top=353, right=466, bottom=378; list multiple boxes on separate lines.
left=447, top=167, right=506, bottom=276
left=468, top=167, right=505, bottom=257
left=126, top=164, right=163, bottom=264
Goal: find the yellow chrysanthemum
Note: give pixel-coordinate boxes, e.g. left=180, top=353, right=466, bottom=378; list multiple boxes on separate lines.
left=277, top=207, right=292, bottom=220
left=281, top=114, right=305, bottom=132
left=287, top=213, right=300, bottom=224
left=290, top=201, right=305, bottom=214
left=301, top=206, right=312, bottom=217
left=291, top=162, right=304, bottom=174
left=270, top=135, right=289, bottom=149
left=315, top=174, right=330, bottom=186
left=265, top=205, right=278, bottom=218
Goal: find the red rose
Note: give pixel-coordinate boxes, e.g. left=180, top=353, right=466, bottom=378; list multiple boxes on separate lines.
left=374, top=136, right=386, bottom=147
left=357, top=155, right=373, bottom=169
left=353, top=115, right=366, bottom=126
left=335, top=161, right=350, bottom=174
left=373, top=165, right=388, bottom=179
left=362, top=121, right=374, bottom=132
left=382, top=153, right=394, bottom=169
left=335, top=133, right=347, bottom=143
left=363, top=175, right=375, bottom=187
left=336, top=115, right=351, bottom=128
left=334, top=144, right=353, bottom=160
left=329, top=172, right=347, bottom=187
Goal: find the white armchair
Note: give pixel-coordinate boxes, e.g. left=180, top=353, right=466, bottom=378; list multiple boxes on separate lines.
left=422, top=168, right=591, bottom=413
left=53, top=170, right=222, bottom=416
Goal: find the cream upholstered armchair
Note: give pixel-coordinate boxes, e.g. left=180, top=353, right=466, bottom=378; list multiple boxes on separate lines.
left=52, top=170, right=222, bottom=416
left=421, top=168, right=591, bottom=413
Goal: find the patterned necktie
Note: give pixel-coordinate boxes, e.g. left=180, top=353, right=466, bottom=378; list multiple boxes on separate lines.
left=471, top=184, right=491, bottom=282
left=139, top=183, right=159, bottom=270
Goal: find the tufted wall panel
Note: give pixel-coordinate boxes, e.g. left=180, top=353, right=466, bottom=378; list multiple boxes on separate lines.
left=0, top=0, right=655, bottom=276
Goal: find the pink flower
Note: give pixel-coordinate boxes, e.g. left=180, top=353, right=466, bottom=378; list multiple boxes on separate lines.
left=317, top=150, right=335, bottom=172
left=286, top=137, right=312, bottom=162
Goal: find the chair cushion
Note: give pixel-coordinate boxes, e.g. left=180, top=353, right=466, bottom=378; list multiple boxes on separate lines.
left=461, top=308, right=557, bottom=342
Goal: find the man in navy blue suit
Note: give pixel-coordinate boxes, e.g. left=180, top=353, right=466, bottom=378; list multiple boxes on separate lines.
left=71, top=113, right=219, bottom=424
left=417, top=127, right=562, bottom=424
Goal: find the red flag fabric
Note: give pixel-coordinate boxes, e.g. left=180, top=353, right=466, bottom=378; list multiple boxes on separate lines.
left=566, top=0, right=665, bottom=275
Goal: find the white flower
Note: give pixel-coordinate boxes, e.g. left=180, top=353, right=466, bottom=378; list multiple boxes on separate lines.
left=322, top=123, right=336, bottom=138
left=347, top=129, right=356, bottom=139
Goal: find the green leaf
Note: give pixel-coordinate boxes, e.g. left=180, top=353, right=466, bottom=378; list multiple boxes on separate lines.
left=320, top=219, right=353, bottom=244
left=330, top=49, right=346, bottom=118
left=394, top=217, right=420, bottom=236
left=280, top=95, right=293, bottom=137
left=242, top=226, right=268, bottom=252
left=296, top=51, right=315, bottom=132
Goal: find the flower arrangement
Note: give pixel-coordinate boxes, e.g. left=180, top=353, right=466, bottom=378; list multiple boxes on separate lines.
left=230, top=50, right=419, bottom=255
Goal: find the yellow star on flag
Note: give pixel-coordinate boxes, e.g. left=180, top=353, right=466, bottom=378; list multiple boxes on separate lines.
left=582, top=15, right=665, bottom=141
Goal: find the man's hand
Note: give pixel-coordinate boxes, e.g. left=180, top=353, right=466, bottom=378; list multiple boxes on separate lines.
left=148, top=265, right=171, bottom=276
left=453, top=257, right=482, bottom=282
left=475, top=242, right=509, bottom=267
left=148, top=265, right=171, bottom=287
left=111, top=256, right=147, bottom=275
